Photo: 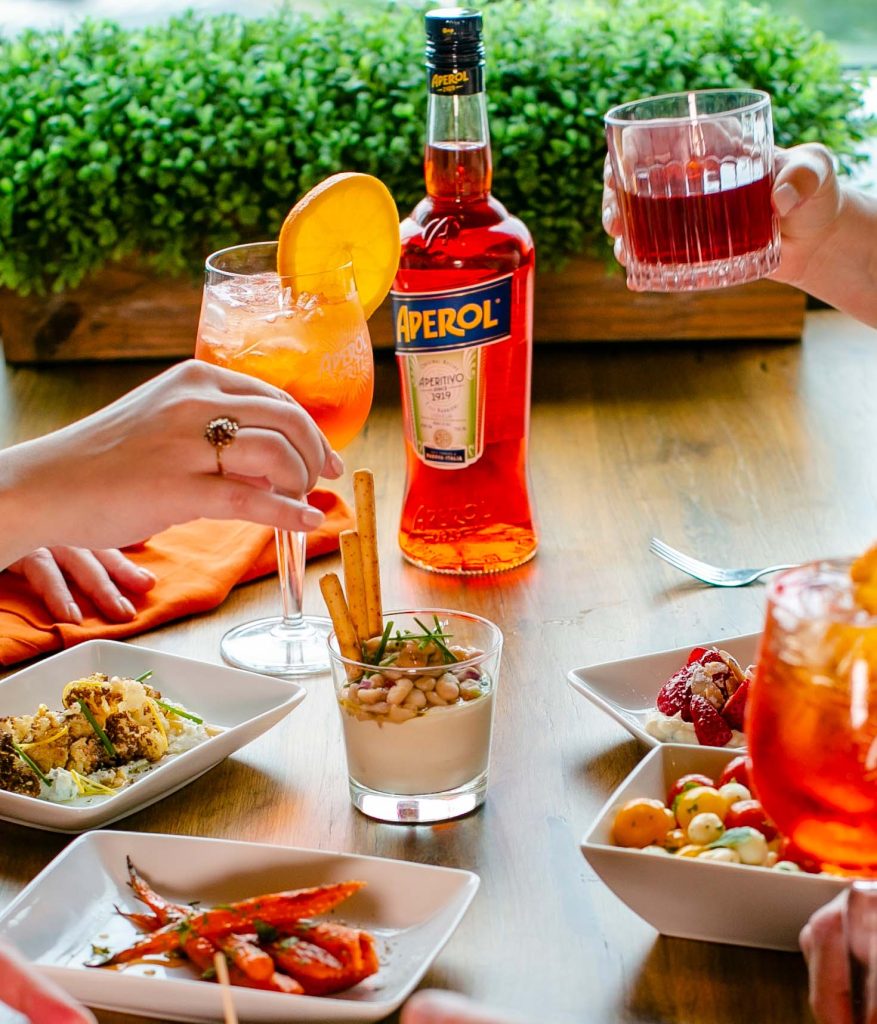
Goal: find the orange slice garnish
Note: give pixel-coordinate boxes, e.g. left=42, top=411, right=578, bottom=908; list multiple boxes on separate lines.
left=277, top=172, right=400, bottom=319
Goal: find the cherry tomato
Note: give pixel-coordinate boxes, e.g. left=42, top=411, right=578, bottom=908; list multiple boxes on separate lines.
left=667, top=773, right=714, bottom=807
left=612, top=799, right=675, bottom=848
left=717, top=755, right=750, bottom=791
left=777, top=837, right=823, bottom=874
left=724, top=799, right=778, bottom=840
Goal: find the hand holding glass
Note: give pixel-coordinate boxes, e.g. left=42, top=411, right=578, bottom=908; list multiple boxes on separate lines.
left=605, top=89, right=780, bottom=291
left=195, top=242, right=374, bottom=676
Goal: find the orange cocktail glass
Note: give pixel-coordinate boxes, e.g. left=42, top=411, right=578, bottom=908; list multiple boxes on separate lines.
left=748, top=559, right=877, bottom=874
left=195, top=241, right=373, bottom=676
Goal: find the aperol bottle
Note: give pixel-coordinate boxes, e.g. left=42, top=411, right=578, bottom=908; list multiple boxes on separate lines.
left=391, top=7, right=537, bottom=574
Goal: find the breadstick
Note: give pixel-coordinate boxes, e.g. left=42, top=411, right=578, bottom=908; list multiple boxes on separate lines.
left=353, top=469, right=383, bottom=638
left=319, top=573, right=362, bottom=667
left=340, top=529, right=370, bottom=643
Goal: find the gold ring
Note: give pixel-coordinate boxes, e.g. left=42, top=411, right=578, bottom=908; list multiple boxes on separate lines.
left=204, top=416, right=240, bottom=474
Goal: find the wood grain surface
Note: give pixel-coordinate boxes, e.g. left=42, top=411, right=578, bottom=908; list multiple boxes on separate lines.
left=0, top=256, right=805, bottom=363
left=1, top=308, right=876, bottom=1023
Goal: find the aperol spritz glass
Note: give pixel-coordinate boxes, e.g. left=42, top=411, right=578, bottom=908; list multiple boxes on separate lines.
left=749, top=559, right=877, bottom=875
left=195, top=241, right=373, bottom=676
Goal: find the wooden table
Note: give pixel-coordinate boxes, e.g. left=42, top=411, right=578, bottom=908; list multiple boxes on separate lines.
left=2, top=308, right=877, bottom=1023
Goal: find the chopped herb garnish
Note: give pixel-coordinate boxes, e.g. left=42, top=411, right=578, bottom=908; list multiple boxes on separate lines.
left=154, top=699, right=203, bottom=724
left=707, top=827, right=760, bottom=849
left=134, top=670, right=153, bottom=683
left=413, top=617, right=457, bottom=664
left=201, top=966, right=216, bottom=980
left=91, top=944, right=110, bottom=958
left=77, top=699, right=117, bottom=758
left=12, top=742, right=51, bottom=785
left=254, top=920, right=279, bottom=943
left=369, top=619, right=394, bottom=664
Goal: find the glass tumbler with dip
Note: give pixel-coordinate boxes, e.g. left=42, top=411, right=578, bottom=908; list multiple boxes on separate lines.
left=327, top=609, right=502, bottom=824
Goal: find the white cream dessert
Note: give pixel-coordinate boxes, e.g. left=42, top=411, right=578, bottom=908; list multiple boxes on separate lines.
left=644, top=710, right=746, bottom=747
left=341, top=688, right=494, bottom=795
left=335, top=622, right=495, bottom=795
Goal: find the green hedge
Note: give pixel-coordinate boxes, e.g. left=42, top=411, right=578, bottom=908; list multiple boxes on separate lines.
left=0, top=0, right=871, bottom=295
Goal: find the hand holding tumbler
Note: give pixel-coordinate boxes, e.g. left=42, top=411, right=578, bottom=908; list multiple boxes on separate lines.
left=605, top=89, right=780, bottom=292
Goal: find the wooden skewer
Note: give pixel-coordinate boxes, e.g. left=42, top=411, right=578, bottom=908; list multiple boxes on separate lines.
left=213, top=950, right=239, bottom=1024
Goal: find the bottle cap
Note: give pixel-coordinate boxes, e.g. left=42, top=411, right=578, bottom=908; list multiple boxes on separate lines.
left=425, top=8, right=484, bottom=69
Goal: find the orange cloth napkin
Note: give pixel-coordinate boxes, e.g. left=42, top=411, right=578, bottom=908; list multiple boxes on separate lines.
left=0, top=489, right=353, bottom=668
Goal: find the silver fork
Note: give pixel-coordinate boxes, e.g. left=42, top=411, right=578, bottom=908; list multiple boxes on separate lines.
left=649, top=537, right=799, bottom=587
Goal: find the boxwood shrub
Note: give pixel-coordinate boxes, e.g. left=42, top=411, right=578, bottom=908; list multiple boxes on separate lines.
left=0, top=0, right=871, bottom=295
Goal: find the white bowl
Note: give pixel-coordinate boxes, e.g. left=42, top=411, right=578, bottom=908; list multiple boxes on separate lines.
left=0, top=639, right=305, bottom=832
left=568, top=631, right=760, bottom=747
left=580, top=744, right=847, bottom=950
left=0, top=830, right=479, bottom=1022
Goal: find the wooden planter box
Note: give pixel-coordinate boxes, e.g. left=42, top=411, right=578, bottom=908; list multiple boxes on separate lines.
left=0, top=257, right=805, bottom=363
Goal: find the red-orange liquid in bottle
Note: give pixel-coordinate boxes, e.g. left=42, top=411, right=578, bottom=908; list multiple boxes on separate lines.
left=392, top=8, right=537, bottom=574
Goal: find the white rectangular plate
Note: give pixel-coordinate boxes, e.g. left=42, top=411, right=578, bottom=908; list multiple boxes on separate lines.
left=0, top=640, right=305, bottom=832
left=0, top=831, right=479, bottom=1022
left=581, top=744, right=846, bottom=950
left=567, top=632, right=760, bottom=746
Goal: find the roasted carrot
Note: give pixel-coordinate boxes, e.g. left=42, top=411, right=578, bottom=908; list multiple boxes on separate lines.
left=296, top=920, right=379, bottom=976
left=191, top=881, right=366, bottom=937
left=97, top=881, right=365, bottom=967
left=219, top=933, right=275, bottom=982
left=127, top=857, right=182, bottom=922
left=229, top=965, right=304, bottom=995
left=267, top=937, right=348, bottom=996
left=271, top=923, right=379, bottom=995
left=124, top=859, right=217, bottom=970
left=114, top=905, right=162, bottom=933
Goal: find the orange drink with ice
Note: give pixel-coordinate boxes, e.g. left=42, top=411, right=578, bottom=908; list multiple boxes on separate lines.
left=194, top=172, right=400, bottom=677
left=195, top=258, right=373, bottom=450
left=196, top=173, right=399, bottom=451
left=748, top=553, right=877, bottom=874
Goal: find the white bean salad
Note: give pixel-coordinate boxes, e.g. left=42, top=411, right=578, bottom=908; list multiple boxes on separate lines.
left=339, top=618, right=489, bottom=725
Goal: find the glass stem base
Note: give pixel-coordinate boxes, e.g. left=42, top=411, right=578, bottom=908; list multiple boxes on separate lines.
left=220, top=615, right=332, bottom=677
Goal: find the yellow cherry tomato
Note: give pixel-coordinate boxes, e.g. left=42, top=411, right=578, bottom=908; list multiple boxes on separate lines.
left=674, top=785, right=728, bottom=831
left=612, top=799, right=675, bottom=848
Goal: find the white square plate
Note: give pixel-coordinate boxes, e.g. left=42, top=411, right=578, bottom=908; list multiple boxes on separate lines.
left=0, top=639, right=305, bottom=832
left=0, top=831, right=480, bottom=1022
left=581, top=744, right=846, bottom=950
left=567, top=631, right=760, bottom=746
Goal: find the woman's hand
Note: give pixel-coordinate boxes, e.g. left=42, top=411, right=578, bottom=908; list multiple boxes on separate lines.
left=0, top=359, right=344, bottom=569
left=769, top=144, right=844, bottom=289
left=602, top=143, right=843, bottom=284
left=0, top=942, right=96, bottom=1023
left=602, top=142, right=877, bottom=325
left=800, top=884, right=877, bottom=1024
left=6, top=547, right=156, bottom=624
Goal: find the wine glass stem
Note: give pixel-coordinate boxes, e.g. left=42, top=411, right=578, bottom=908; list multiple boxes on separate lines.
left=276, top=528, right=307, bottom=631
